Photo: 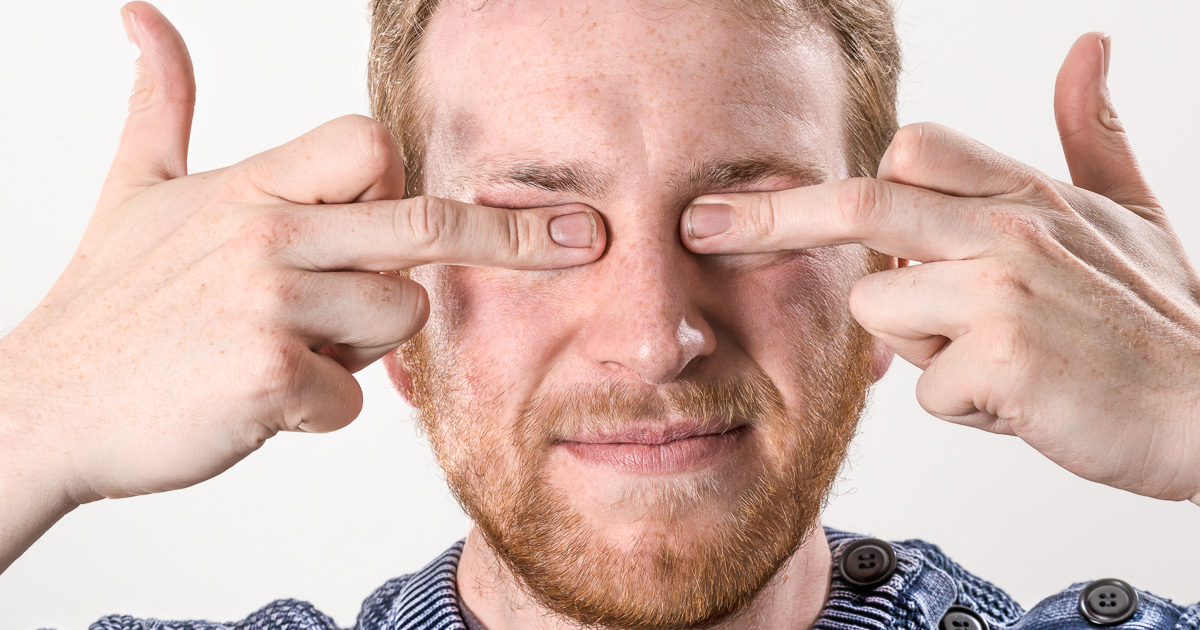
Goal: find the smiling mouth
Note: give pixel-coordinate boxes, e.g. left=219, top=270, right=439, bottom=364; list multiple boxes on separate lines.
left=558, top=421, right=750, bottom=474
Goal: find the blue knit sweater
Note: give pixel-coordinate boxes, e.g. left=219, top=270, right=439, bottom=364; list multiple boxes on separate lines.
left=85, top=528, right=1200, bottom=630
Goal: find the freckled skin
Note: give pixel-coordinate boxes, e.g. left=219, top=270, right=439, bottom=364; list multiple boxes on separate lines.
left=399, top=1, right=893, bottom=628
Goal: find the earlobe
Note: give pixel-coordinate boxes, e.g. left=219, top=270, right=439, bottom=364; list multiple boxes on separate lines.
left=869, top=337, right=895, bottom=383
left=867, top=255, right=900, bottom=383
left=383, top=349, right=416, bottom=405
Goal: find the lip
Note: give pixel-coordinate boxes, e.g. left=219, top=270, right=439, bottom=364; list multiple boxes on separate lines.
left=558, top=419, right=749, bottom=474
left=561, top=417, right=745, bottom=445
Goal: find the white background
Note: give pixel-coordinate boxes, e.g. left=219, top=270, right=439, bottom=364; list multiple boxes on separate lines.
left=1, top=1, right=1198, bottom=628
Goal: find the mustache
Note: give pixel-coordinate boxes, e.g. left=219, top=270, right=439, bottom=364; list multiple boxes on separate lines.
left=516, top=370, right=789, bottom=442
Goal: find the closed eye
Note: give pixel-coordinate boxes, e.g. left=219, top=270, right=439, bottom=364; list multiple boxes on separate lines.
left=699, top=250, right=808, bottom=274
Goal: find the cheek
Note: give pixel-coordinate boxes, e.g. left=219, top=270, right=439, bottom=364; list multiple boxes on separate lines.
left=419, top=247, right=863, bottom=411
left=433, top=266, right=584, bottom=402
left=717, top=251, right=860, bottom=399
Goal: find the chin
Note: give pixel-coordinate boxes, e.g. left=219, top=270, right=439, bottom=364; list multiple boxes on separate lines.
left=577, top=476, right=754, bottom=551
left=452, top=431, right=831, bottom=630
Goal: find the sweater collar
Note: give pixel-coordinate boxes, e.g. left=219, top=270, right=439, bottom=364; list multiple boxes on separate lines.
left=376, top=528, right=955, bottom=630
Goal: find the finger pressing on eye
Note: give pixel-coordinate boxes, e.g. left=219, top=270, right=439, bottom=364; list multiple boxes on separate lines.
left=273, top=197, right=605, bottom=272
left=682, top=178, right=1000, bottom=263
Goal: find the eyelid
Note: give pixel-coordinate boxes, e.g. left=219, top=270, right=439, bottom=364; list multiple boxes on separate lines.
left=474, top=191, right=583, bottom=211
left=704, top=250, right=808, bottom=273
left=704, top=175, right=815, bottom=197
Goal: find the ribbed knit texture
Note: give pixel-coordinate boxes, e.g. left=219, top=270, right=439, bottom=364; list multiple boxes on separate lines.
left=86, top=527, right=1199, bottom=630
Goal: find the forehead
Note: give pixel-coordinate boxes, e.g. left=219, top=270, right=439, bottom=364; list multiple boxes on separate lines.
left=419, top=0, right=847, bottom=194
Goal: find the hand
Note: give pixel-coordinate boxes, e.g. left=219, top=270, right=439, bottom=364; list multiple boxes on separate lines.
left=681, top=33, right=1200, bottom=504
left=0, top=3, right=603, bottom=512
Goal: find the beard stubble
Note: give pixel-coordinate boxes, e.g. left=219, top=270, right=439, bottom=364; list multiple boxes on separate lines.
left=400, top=268, right=879, bottom=629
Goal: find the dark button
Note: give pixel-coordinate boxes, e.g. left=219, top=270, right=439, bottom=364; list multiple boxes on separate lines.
left=1079, top=578, right=1139, bottom=625
left=838, top=538, right=896, bottom=588
left=939, top=606, right=990, bottom=630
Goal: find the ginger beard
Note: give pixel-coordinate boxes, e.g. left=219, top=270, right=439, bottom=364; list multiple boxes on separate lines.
left=400, top=258, right=879, bottom=629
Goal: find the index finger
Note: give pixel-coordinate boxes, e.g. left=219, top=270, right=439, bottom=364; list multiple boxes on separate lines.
left=681, top=177, right=1010, bottom=263
left=270, top=196, right=605, bottom=272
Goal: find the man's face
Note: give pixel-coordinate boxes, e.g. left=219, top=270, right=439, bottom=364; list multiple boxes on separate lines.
left=388, top=1, right=887, bottom=627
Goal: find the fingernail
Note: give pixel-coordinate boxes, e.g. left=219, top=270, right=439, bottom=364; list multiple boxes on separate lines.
left=1099, top=33, right=1111, bottom=83
left=687, top=203, right=732, bottom=239
left=549, top=211, right=596, bottom=248
left=1097, top=34, right=1122, bottom=131
left=121, top=8, right=141, bottom=50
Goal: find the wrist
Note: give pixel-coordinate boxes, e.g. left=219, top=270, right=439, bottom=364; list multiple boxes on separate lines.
left=0, top=410, right=80, bottom=575
left=0, top=332, right=84, bottom=495
left=0, top=343, right=82, bottom=573
left=1186, top=374, right=1200, bottom=506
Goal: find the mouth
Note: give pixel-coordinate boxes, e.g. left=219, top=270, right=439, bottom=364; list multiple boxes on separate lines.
left=557, top=419, right=750, bottom=474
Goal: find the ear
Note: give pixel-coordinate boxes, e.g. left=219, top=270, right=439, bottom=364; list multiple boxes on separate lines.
left=867, top=254, right=904, bottom=383
left=383, top=349, right=416, bottom=406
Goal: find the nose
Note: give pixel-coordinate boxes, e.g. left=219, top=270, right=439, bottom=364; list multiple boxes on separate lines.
left=582, top=233, right=717, bottom=385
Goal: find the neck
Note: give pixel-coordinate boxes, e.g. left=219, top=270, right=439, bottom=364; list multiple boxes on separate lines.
left=456, top=522, right=832, bottom=630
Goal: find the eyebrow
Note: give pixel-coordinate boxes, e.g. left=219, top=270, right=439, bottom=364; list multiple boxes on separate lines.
left=671, top=154, right=832, bottom=196
left=449, top=158, right=614, bottom=200
left=447, top=153, right=831, bottom=202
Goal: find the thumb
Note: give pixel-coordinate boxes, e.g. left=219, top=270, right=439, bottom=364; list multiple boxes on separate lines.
left=103, top=2, right=196, bottom=199
left=1054, top=32, right=1157, bottom=209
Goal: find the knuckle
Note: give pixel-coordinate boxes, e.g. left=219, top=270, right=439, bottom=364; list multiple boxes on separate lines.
left=240, top=418, right=277, bottom=452
left=399, top=278, right=431, bottom=334
left=337, top=276, right=394, bottom=347
left=981, top=320, right=1029, bottom=372
left=127, top=73, right=195, bottom=116
left=266, top=272, right=306, bottom=313
left=127, top=82, right=157, bottom=114
left=363, top=275, right=430, bottom=343
left=346, top=115, right=394, bottom=176
left=232, top=268, right=301, bottom=317
left=733, top=193, right=780, bottom=241
left=984, top=207, right=1054, bottom=252
left=504, top=211, right=536, bottom=260
left=223, top=157, right=276, bottom=201
left=837, top=177, right=883, bottom=231
left=980, top=260, right=1032, bottom=304
left=232, top=212, right=301, bottom=259
left=203, top=168, right=248, bottom=207
left=402, top=195, right=453, bottom=250
left=913, top=370, right=946, bottom=417
left=847, top=275, right=880, bottom=326
left=251, top=338, right=308, bottom=404
left=1019, top=172, right=1075, bottom=215
left=887, top=123, right=931, bottom=177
